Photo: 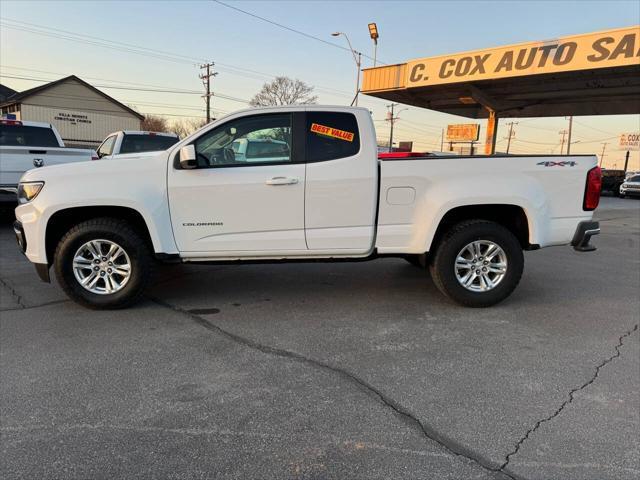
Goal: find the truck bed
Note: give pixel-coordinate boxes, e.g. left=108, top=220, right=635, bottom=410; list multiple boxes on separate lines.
left=376, top=154, right=598, bottom=253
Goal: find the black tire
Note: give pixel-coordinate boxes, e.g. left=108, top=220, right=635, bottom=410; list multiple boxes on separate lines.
left=54, top=217, right=153, bottom=309
left=429, top=220, right=524, bottom=307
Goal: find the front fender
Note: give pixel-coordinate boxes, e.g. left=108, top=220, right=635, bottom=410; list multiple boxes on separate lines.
left=15, top=155, right=178, bottom=264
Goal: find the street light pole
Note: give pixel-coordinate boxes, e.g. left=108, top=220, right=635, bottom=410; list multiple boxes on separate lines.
left=368, top=23, right=379, bottom=67
left=355, top=52, right=361, bottom=106
left=332, top=32, right=362, bottom=106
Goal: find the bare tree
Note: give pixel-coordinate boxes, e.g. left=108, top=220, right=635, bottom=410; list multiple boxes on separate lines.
left=140, top=115, right=169, bottom=132
left=171, top=118, right=207, bottom=138
left=250, top=77, right=318, bottom=107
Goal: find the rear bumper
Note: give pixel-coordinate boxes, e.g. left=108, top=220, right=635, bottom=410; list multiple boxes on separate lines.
left=571, top=221, right=600, bottom=252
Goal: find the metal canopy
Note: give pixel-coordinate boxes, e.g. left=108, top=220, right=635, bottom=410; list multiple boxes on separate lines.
left=362, top=26, right=640, bottom=153
left=365, top=65, right=640, bottom=119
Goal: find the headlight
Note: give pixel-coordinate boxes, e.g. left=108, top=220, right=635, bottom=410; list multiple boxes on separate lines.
left=17, top=182, right=44, bottom=204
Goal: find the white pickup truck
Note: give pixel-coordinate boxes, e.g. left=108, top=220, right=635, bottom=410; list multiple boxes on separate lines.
left=0, top=119, right=97, bottom=203
left=13, top=106, right=602, bottom=309
left=96, top=130, right=179, bottom=159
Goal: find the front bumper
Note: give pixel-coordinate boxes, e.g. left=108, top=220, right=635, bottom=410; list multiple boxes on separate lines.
left=621, top=187, right=640, bottom=196
left=13, top=220, right=26, bottom=253
left=571, top=221, right=600, bottom=252
left=13, top=219, right=50, bottom=282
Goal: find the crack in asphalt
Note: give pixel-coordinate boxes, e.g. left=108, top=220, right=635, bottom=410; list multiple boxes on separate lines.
left=0, top=276, right=26, bottom=309
left=499, top=324, right=639, bottom=472
left=0, top=299, right=70, bottom=312
left=149, top=296, right=516, bottom=480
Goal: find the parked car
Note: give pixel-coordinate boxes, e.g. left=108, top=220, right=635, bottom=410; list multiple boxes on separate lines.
left=14, top=106, right=601, bottom=309
left=0, top=119, right=97, bottom=204
left=96, top=131, right=179, bottom=159
left=600, top=168, right=625, bottom=197
left=620, top=174, right=640, bottom=198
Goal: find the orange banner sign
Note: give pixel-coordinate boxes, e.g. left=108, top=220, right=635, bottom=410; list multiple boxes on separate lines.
left=310, top=123, right=355, bottom=142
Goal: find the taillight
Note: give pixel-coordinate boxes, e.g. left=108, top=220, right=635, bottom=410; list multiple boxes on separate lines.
left=583, top=166, right=602, bottom=211
left=0, top=119, right=22, bottom=126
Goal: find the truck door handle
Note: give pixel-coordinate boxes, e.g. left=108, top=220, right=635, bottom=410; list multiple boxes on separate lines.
left=265, top=176, right=299, bottom=186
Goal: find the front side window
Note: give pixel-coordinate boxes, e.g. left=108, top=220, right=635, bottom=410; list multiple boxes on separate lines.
left=306, top=112, right=360, bottom=162
left=0, top=125, right=59, bottom=147
left=120, top=134, right=179, bottom=154
left=193, top=114, right=292, bottom=168
left=97, top=135, right=116, bottom=157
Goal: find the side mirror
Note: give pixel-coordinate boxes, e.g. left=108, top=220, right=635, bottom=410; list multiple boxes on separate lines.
left=179, top=145, right=197, bottom=169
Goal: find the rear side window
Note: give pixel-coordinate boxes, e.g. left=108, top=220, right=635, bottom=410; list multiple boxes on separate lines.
left=306, top=112, right=360, bottom=162
left=120, top=134, right=179, bottom=154
left=0, top=125, right=59, bottom=147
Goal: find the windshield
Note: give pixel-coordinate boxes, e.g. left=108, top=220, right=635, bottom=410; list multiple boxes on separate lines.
left=628, top=175, right=640, bottom=182
left=119, top=134, right=179, bottom=154
left=0, top=125, right=59, bottom=147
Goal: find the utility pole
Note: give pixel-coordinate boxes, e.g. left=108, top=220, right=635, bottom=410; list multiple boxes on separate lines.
left=566, top=116, right=573, bottom=155
left=440, top=128, right=444, bottom=151
left=599, top=142, right=608, bottom=167
left=559, top=129, right=568, bottom=155
left=624, top=150, right=630, bottom=172
left=386, top=103, right=399, bottom=153
left=199, top=62, right=217, bottom=123
left=505, top=121, right=517, bottom=154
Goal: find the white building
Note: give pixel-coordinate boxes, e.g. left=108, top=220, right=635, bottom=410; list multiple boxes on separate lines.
left=0, top=75, right=144, bottom=149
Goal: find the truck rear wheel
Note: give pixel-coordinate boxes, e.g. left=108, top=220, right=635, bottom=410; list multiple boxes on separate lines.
left=429, top=220, right=524, bottom=307
left=54, top=218, right=153, bottom=309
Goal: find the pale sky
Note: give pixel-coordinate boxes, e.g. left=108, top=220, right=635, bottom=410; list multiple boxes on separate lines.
left=1, top=0, right=639, bottom=168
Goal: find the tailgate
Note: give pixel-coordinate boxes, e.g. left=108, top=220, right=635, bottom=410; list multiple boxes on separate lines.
left=0, top=147, right=93, bottom=186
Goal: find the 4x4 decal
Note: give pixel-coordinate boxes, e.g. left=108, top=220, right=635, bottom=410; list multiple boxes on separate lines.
left=537, top=161, right=577, bottom=167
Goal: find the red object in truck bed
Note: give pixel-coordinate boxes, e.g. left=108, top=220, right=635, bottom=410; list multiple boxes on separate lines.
left=378, top=152, right=428, bottom=159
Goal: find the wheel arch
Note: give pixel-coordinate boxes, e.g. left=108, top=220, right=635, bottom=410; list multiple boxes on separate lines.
left=429, top=204, right=533, bottom=253
left=45, top=206, right=155, bottom=266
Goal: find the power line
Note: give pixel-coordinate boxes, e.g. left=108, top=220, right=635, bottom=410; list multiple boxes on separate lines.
left=573, top=119, right=618, bottom=136
left=1, top=64, right=206, bottom=92
left=0, top=74, right=251, bottom=103
left=211, top=0, right=384, bottom=64
left=0, top=19, right=359, bottom=100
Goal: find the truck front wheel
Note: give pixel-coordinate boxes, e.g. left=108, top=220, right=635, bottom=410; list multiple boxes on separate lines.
left=53, top=218, right=153, bottom=309
left=429, top=220, right=524, bottom=307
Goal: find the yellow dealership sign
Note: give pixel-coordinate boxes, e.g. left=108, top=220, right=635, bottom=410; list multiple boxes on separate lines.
left=446, top=124, right=480, bottom=142
left=405, top=26, right=639, bottom=88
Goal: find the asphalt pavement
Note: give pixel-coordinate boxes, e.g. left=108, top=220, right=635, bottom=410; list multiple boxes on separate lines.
left=1, top=196, right=638, bottom=480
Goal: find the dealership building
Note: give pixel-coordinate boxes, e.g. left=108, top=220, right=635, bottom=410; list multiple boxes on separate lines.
left=0, top=75, right=144, bottom=149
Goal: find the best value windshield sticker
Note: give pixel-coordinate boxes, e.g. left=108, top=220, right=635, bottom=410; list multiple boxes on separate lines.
left=310, top=123, right=355, bottom=142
